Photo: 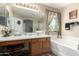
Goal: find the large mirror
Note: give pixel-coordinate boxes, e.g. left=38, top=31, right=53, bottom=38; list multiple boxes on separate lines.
left=0, top=3, right=45, bottom=36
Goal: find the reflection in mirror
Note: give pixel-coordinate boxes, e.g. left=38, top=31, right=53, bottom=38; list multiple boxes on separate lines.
left=0, top=3, right=11, bottom=37
left=23, top=20, right=33, bottom=32
left=0, top=16, right=6, bottom=26
left=0, top=3, right=6, bottom=26
left=0, top=3, right=45, bottom=36
left=17, top=20, right=21, bottom=25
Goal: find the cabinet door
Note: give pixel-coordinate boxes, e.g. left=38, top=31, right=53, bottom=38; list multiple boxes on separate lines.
left=30, top=39, right=42, bottom=56
left=42, top=38, right=51, bottom=53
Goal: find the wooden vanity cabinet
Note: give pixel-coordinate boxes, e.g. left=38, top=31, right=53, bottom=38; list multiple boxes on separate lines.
left=30, top=39, right=42, bottom=56
left=30, top=38, right=51, bottom=56
left=0, top=37, right=51, bottom=56
left=42, top=38, right=51, bottom=53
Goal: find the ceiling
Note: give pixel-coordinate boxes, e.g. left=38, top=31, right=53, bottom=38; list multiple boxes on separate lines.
left=42, top=3, right=71, bottom=9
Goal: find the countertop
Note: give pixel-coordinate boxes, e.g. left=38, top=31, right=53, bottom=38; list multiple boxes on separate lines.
left=0, top=35, right=51, bottom=42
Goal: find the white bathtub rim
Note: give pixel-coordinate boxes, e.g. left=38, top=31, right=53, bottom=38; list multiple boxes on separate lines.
left=51, top=39, right=79, bottom=52
left=51, top=45, right=79, bottom=56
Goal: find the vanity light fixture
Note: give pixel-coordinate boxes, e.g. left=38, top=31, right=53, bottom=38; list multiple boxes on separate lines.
left=15, top=3, right=39, bottom=12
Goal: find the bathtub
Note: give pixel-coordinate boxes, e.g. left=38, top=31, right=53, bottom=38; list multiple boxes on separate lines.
left=51, top=36, right=79, bottom=56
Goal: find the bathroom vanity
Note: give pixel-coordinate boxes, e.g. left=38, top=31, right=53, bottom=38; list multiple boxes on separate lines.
left=0, top=35, right=51, bottom=56
left=0, top=4, right=50, bottom=56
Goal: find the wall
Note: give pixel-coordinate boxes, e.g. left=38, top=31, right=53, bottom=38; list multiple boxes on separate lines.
left=61, top=3, right=79, bottom=37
